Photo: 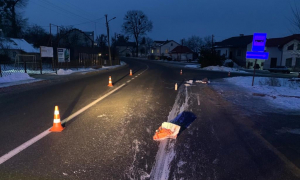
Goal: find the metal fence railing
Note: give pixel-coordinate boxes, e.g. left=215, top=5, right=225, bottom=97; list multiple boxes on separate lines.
left=0, top=58, right=121, bottom=77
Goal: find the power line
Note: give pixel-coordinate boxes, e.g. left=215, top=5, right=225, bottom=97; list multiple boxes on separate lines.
left=58, top=0, right=97, bottom=20
left=31, top=0, right=85, bottom=24
left=38, top=0, right=94, bottom=22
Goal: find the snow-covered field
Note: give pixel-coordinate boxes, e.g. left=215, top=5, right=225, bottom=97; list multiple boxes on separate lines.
left=203, top=66, right=247, bottom=73
left=224, top=76, right=300, bottom=110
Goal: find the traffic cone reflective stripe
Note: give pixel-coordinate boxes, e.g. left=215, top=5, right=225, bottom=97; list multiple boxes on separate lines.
left=180, top=69, right=182, bottom=75
left=108, top=76, right=113, bottom=87
left=50, top=106, right=64, bottom=132
left=130, top=69, right=132, bottom=76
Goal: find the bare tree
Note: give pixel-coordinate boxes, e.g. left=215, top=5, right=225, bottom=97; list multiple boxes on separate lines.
left=291, top=2, right=300, bottom=32
left=2, top=0, right=28, bottom=38
left=186, top=35, right=203, bottom=53
left=122, top=10, right=153, bottom=57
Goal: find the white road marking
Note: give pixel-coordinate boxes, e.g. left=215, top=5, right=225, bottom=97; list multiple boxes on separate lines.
left=197, top=95, right=200, bottom=106
left=0, top=64, right=149, bottom=165
left=0, top=129, right=51, bottom=165
left=127, top=80, right=131, bottom=83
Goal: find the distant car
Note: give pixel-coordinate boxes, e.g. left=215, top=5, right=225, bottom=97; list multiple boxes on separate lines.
left=267, top=66, right=290, bottom=74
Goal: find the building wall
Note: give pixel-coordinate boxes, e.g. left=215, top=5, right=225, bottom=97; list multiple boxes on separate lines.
left=215, top=47, right=230, bottom=58
left=282, top=40, right=300, bottom=68
left=171, top=53, right=193, bottom=61
left=151, top=41, right=180, bottom=57
left=160, top=41, right=180, bottom=57
left=264, top=47, right=282, bottom=69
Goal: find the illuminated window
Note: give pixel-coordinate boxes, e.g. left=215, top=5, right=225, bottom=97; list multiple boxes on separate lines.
left=157, top=49, right=159, bottom=53
left=165, top=49, right=168, bottom=53
left=151, top=49, right=154, bottom=54
left=287, top=44, right=294, bottom=50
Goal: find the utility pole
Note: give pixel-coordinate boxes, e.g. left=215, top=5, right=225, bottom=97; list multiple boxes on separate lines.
left=211, top=34, right=214, bottom=54
left=105, top=14, right=112, bottom=66
left=50, top=23, right=52, bottom=47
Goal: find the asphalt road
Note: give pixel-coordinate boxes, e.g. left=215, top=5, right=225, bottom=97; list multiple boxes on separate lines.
left=0, top=58, right=299, bottom=180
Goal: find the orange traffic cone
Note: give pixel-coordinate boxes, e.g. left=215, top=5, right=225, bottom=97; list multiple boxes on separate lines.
left=50, top=106, right=64, bottom=132
left=130, top=69, right=132, bottom=76
left=180, top=69, right=182, bottom=75
left=228, top=71, right=230, bottom=77
left=108, top=76, right=113, bottom=87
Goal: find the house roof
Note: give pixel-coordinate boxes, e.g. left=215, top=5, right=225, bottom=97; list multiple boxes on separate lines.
left=170, top=46, right=193, bottom=54
left=266, top=34, right=300, bottom=47
left=214, top=35, right=253, bottom=48
left=115, top=42, right=136, bottom=47
left=153, top=40, right=178, bottom=46
left=1, top=38, right=39, bottom=53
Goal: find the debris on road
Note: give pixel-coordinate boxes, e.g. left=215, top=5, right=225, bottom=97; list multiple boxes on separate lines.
left=153, top=122, right=180, bottom=141
left=195, top=78, right=210, bottom=84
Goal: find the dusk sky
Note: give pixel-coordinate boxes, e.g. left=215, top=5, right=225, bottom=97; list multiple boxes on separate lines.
left=24, top=0, right=300, bottom=42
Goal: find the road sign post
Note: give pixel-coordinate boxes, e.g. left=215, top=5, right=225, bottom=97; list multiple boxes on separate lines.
left=252, top=59, right=257, bottom=86
left=246, top=33, right=268, bottom=86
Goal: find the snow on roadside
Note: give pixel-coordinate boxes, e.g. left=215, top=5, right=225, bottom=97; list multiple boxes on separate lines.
left=184, top=64, right=201, bottom=68
left=225, top=76, right=300, bottom=110
left=150, top=85, right=190, bottom=179
left=203, top=66, right=247, bottom=73
left=0, top=72, right=34, bottom=83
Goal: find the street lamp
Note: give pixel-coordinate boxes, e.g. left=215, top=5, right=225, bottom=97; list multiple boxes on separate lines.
left=105, top=15, right=116, bottom=66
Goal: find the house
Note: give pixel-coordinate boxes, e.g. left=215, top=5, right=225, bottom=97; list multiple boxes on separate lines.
left=0, top=38, right=40, bottom=62
left=115, top=42, right=136, bottom=57
left=169, top=46, right=193, bottom=61
left=214, top=34, right=256, bottom=68
left=151, top=40, right=180, bottom=59
left=265, top=34, right=300, bottom=71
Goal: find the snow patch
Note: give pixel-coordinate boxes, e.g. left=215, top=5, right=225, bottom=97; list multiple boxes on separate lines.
left=151, top=86, right=190, bottom=179
left=225, top=77, right=300, bottom=110
left=184, top=64, right=201, bottom=68
left=203, top=66, right=247, bottom=73
left=0, top=72, right=34, bottom=83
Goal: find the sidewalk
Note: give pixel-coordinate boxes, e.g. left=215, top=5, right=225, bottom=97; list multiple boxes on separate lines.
left=0, top=62, right=127, bottom=89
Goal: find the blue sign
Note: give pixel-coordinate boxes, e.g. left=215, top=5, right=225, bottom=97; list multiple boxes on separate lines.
left=246, top=52, right=269, bottom=60
left=252, top=33, right=267, bottom=52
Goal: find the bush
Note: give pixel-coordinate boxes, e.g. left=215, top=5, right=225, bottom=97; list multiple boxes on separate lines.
left=227, top=62, right=234, bottom=67
left=198, top=48, right=225, bottom=68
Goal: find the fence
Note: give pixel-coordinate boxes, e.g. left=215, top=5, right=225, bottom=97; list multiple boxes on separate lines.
left=0, top=57, right=120, bottom=77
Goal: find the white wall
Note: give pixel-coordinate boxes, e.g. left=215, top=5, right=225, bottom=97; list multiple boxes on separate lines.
left=264, top=47, right=282, bottom=69
left=282, top=39, right=300, bottom=67
left=160, top=41, right=180, bottom=56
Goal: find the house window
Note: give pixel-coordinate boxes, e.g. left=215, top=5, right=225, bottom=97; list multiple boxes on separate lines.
left=151, top=49, right=154, bottom=54
left=157, top=49, right=159, bottom=53
left=165, top=49, right=168, bottom=53
left=261, top=62, right=264, bottom=67
left=286, top=58, right=292, bottom=67
left=13, top=52, right=16, bottom=57
left=217, top=50, right=221, bottom=55
left=287, top=44, right=294, bottom=50
left=171, top=43, right=173, bottom=46
left=237, top=49, right=241, bottom=56
left=296, top=58, right=300, bottom=67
